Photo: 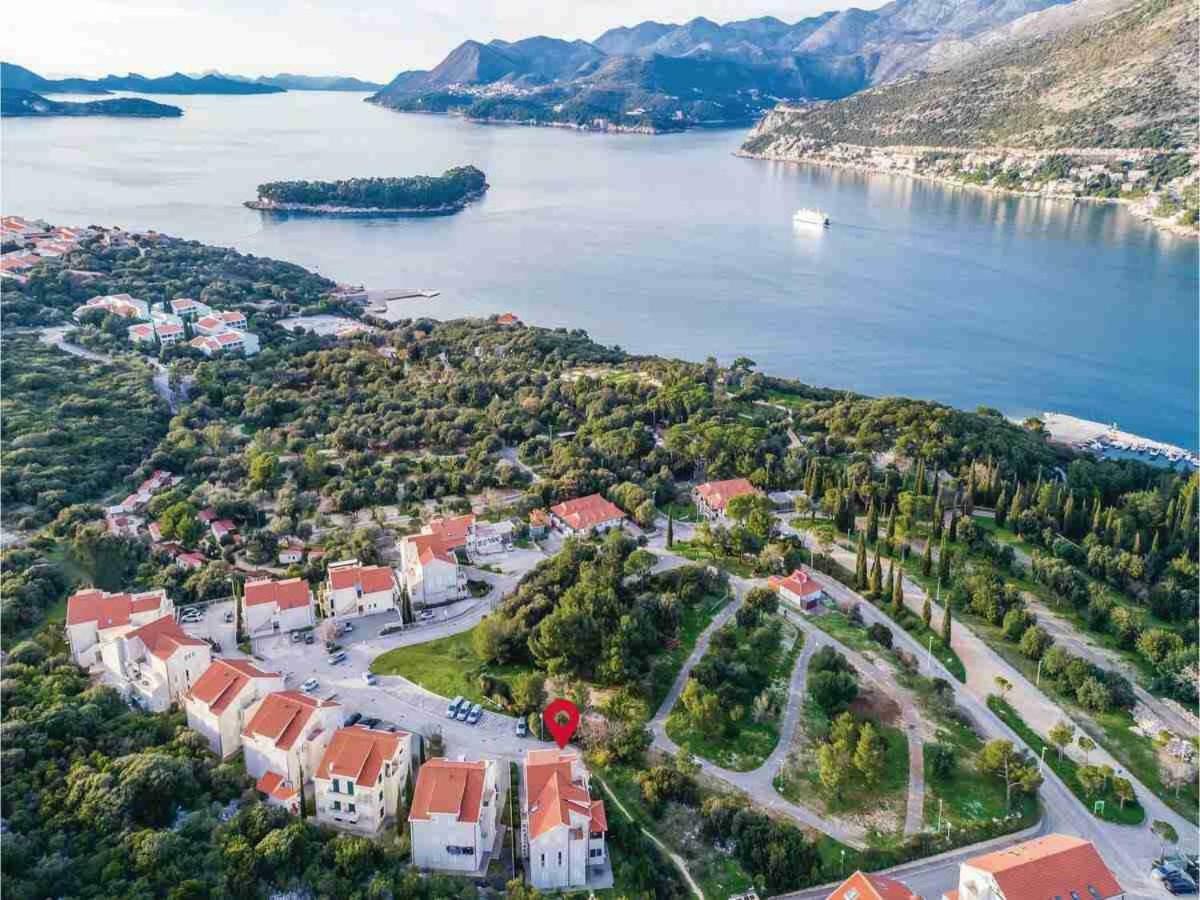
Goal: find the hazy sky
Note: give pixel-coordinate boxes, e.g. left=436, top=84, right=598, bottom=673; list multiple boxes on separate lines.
left=5, top=0, right=883, bottom=81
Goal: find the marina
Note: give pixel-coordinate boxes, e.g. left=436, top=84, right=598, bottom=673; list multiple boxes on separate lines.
left=1042, top=412, right=1199, bottom=470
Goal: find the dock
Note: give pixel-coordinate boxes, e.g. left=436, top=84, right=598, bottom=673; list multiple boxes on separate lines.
left=1042, top=412, right=1199, bottom=469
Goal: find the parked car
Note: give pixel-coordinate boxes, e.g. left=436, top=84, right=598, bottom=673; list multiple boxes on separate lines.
left=447, top=696, right=464, bottom=718
left=180, top=607, right=200, bottom=618
left=291, top=631, right=303, bottom=643
left=362, top=672, right=378, bottom=686
left=419, top=610, right=434, bottom=621
left=1159, top=856, right=1200, bottom=882
left=223, top=610, right=234, bottom=623
left=343, top=712, right=362, bottom=727
left=515, top=719, right=528, bottom=737
left=456, top=705, right=470, bottom=722
left=304, top=633, right=315, bottom=645
left=342, top=621, right=354, bottom=633
left=466, top=703, right=482, bottom=725
left=300, top=678, right=319, bottom=693
left=1153, top=866, right=1198, bottom=895
left=327, top=651, right=347, bottom=665
left=361, top=717, right=380, bottom=729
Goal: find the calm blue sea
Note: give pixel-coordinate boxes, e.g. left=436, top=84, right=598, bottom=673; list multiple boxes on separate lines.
left=4, top=91, right=1197, bottom=448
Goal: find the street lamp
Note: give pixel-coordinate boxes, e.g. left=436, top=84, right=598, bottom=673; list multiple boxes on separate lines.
left=1036, top=657, right=1043, bottom=687
left=936, top=798, right=943, bottom=832
left=840, top=849, right=846, bottom=875
left=926, top=634, right=934, bottom=671
left=1039, top=745, right=1047, bottom=773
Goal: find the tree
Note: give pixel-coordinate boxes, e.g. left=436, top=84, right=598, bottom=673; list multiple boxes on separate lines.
left=681, top=679, right=723, bottom=736
left=853, top=722, right=886, bottom=786
left=891, top=566, right=904, bottom=617
left=1076, top=764, right=1106, bottom=798
left=948, top=514, right=959, bottom=542
left=941, top=602, right=952, bottom=645
left=1112, top=776, right=1135, bottom=809
left=1049, top=720, right=1076, bottom=760
left=623, top=549, right=656, bottom=584
left=866, top=496, right=879, bottom=544
left=994, top=676, right=1012, bottom=701
left=855, top=532, right=868, bottom=589
left=1019, top=625, right=1053, bottom=660
left=922, top=592, right=932, bottom=628
left=809, top=670, right=859, bottom=715
left=1077, top=734, right=1096, bottom=764
left=511, top=673, right=547, bottom=715
left=1076, top=676, right=1111, bottom=712
left=248, top=451, right=278, bottom=490
left=927, top=742, right=956, bottom=780
left=938, top=536, right=951, bottom=581
left=978, top=739, right=1043, bottom=810
left=666, top=511, right=674, bottom=549
left=817, top=741, right=848, bottom=798
left=921, top=539, right=933, bottom=578
left=868, top=547, right=882, bottom=598
left=882, top=560, right=894, bottom=606
left=159, top=501, right=202, bottom=545
left=1152, top=820, right=1180, bottom=857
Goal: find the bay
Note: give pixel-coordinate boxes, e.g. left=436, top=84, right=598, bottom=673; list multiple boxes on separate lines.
left=4, top=91, right=1196, bottom=448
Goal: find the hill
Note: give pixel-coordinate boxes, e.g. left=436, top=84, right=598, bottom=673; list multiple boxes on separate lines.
left=1, top=88, right=183, bottom=118
left=1, top=63, right=283, bottom=95
left=740, top=0, right=1199, bottom=233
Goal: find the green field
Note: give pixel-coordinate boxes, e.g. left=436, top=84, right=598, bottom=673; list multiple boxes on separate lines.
left=649, top=592, right=731, bottom=710
left=669, top=540, right=755, bottom=577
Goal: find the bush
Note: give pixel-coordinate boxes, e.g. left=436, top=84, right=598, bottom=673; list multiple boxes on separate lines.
left=867, top=622, right=894, bottom=648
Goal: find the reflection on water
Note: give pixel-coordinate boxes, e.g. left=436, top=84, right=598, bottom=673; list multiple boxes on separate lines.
left=3, top=91, right=1197, bottom=448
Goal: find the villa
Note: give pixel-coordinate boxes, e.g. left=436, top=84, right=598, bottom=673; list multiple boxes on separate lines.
left=693, top=478, right=760, bottom=520
left=324, top=559, right=401, bottom=619
left=548, top=495, right=625, bottom=537
left=521, top=749, right=609, bottom=891
left=314, top=725, right=412, bottom=835
left=242, top=577, right=316, bottom=636
left=409, top=757, right=504, bottom=874
left=184, top=658, right=283, bottom=758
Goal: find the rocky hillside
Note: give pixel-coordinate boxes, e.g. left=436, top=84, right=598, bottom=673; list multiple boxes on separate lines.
left=741, top=0, right=1199, bottom=233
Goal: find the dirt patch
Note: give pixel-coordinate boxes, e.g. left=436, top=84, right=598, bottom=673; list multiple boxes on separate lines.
left=851, top=686, right=902, bottom=726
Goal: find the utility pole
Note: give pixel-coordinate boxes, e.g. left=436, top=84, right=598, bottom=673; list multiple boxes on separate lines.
left=936, top=798, right=943, bottom=832
left=1036, top=657, right=1043, bottom=687
left=926, top=634, right=934, bottom=671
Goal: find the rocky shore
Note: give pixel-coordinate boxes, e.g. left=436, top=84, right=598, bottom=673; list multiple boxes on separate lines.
left=244, top=187, right=487, bottom=218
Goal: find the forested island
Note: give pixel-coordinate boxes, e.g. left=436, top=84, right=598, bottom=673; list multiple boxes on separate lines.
left=244, top=166, right=488, bottom=216
left=1, top=89, right=183, bottom=119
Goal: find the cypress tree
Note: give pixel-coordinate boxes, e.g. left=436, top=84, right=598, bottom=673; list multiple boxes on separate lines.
left=1112, top=517, right=1124, bottom=549
left=886, top=504, right=897, bottom=543
left=994, top=484, right=1009, bottom=528
left=966, top=465, right=977, bottom=505
left=922, top=591, right=932, bottom=628
left=938, top=536, right=951, bottom=581
left=1091, top=498, right=1103, bottom=536
left=914, top=459, right=926, bottom=496
left=948, top=514, right=959, bottom=542
left=866, top=497, right=879, bottom=544
left=921, top=538, right=933, bottom=578
left=883, top=561, right=894, bottom=606
left=1132, top=530, right=1143, bottom=556
left=1150, top=530, right=1161, bottom=558
left=932, top=497, right=944, bottom=539
left=1008, top=485, right=1023, bottom=529
left=1062, top=493, right=1076, bottom=538
left=892, top=567, right=904, bottom=617
left=869, top=548, right=882, bottom=598
left=941, top=602, right=952, bottom=645
left=855, top=532, right=868, bottom=589
left=1165, top=498, right=1177, bottom=536
left=1183, top=487, right=1197, bottom=537
left=667, top=511, right=674, bottom=549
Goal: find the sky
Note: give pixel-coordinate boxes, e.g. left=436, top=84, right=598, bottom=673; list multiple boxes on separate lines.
left=4, top=0, right=885, bottom=82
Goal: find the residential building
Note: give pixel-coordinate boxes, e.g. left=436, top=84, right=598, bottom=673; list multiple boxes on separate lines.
left=106, top=513, right=144, bottom=537
left=242, top=577, right=316, bottom=636
left=314, top=725, right=412, bottom=835
left=128, top=323, right=156, bottom=345
left=400, top=533, right=466, bottom=607
left=194, top=314, right=230, bottom=336
left=768, top=568, right=824, bottom=612
left=521, top=749, right=609, bottom=891
left=190, top=330, right=260, bottom=356
left=278, top=537, right=305, bottom=565
left=100, top=614, right=211, bottom=711
left=410, top=757, right=503, bottom=874
left=693, top=477, right=761, bottom=520
left=942, top=834, right=1123, bottom=900
left=73, top=292, right=149, bottom=321
left=496, top=312, right=521, bottom=326
left=828, top=871, right=921, bottom=900
left=242, top=690, right=342, bottom=812
left=184, top=659, right=283, bottom=758
left=162, top=297, right=212, bottom=321
left=155, top=322, right=184, bottom=346
left=211, top=519, right=237, bottom=542
left=66, top=587, right=174, bottom=668
left=548, top=495, right=625, bottom=537
left=324, top=559, right=401, bottom=619
left=529, top=509, right=550, bottom=538
left=216, top=310, right=247, bottom=330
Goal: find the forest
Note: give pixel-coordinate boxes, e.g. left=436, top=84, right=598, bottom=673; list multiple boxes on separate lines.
left=252, top=166, right=488, bottom=210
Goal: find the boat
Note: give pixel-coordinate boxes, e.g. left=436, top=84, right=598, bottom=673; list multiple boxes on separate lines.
left=793, top=208, right=830, bottom=227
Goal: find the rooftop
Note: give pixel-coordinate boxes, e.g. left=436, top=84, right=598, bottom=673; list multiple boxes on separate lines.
left=966, top=834, right=1122, bottom=900
left=244, top=577, right=311, bottom=610
left=409, top=758, right=489, bottom=823
left=187, top=658, right=278, bottom=714
left=550, top=494, right=625, bottom=532
left=243, top=690, right=339, bottom=750
left=695, top=477, right=759, bottom=511
left=66, top=587, right=167, bottom=628
left=126, top=614, right=207, bottom=660
left=316, top=725, right=408, bottom=788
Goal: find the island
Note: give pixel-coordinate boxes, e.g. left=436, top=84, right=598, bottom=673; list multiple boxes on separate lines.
left=244, top=165, right=489, bottom=216
left=1, top=88, right=183, bottom=118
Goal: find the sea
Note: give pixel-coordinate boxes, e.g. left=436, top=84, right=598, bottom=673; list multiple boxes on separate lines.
left=4, top=91, right=1197, bottom=450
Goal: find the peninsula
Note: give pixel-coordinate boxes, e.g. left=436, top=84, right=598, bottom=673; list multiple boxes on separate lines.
left=244, top=166, right=488, bottom=217
left=1, top=88, right=183, bottom=119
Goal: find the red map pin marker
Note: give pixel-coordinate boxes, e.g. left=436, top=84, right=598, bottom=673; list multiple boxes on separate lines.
left=542, top=698, right=581, bottom=749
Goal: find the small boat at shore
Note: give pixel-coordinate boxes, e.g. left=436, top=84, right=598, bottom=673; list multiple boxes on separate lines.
left=793, top=208, right=830, bottom=228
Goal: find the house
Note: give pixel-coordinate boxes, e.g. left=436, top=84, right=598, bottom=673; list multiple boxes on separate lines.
left=521, top=749, right=608, bottom=891
left=496, top=312, right=521, bottom=326
left=190, top=330, right=260, bottom=357
left=65, top=587, right=175, bottom=668
left=324, top=560, right=400, bottom=619
left=410, top=757, right=503, bottom=874
left=529, top=509, right=550, bottom=538
left=278, top=537, right=305, bottom=565
left=314, top=725, right=412, bottom=835
left=217, top=310, right=247, bottom=330
left=198, top=507, right=218, bottom=524
left=177, top=552, right=206, bottom=570
left=828, top=870, right=921, bottom=900
left=155, top=322, right=184, bottom=346
left=101, top=614, right=211, bottom=711
left=163, top=297, right=212, bottom=321
left=73, top=293, right=149, bottom=321
left=128, top=323, right=156, bottom=345
left=693, top=478, right=761, bottom=520
left=242, top=577, right=315, bottom=636
left=242, top=690, right=343, bottom=813
left=768, top=568, right=824, bottom=612
left=193, top=314, right=230, bottom=336
left=147, top=521, right=164, bottom=543
left=184, top=658, right=283, bottom=758
left=211, top=519, right=237, bottom=542
left=106, top=513, right=144, bottom=537
left=399, top=533, right=467, bottom=607
left=942, top=834, right=1122, bottom=900
left=549, top=495, right=625, bottom=537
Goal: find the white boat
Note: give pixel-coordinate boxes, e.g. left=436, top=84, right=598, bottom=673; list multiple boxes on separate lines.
left=793, top=208, right=830, bottom=227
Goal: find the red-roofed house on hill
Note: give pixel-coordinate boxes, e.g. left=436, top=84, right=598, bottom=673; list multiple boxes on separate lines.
left=242, top=577, right=315, bottom=636
left=66, top=587, right=174, bottom=667
left=103, top=614, right=211, bottom=711
left=184, top=659, right=283, bottom=758
left=521, top=749, right=609, bottom=891
left=242, top=690, right=342, bottom=813
left=693, top=477, right=761, bottom=521
left=768, top=567, right=825, bottom=612
left=828, top=870, right=921, bottom=900
left=324, top=559, right=400, bottom=620
left=943, top=834, right=1123, bottom=900
left=549, top=495, right=625, bottom=537
left=315, top=725, right=412, bottom=834
left=399, top=532, right=467, bottom=608
left=409, top=757, right=504, bottom=874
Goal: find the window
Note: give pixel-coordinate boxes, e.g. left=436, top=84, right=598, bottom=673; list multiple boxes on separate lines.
left=332, top=800, right=341, bottom=811
left=557, top=851, right=562, bottom=866
left=331, top=778, right=340, bottom=793
left=445, top=845, right=475, bottom=856
left=540, top=854, right=545, bottom=867
left=348, top=803, right=356, bottom=813
left=590, top=848, right=604, bottom=858
left=347, top=781, right=354, bottom=796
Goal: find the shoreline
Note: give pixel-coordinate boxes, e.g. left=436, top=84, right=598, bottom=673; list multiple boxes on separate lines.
left=244, top=189, right=486, bottom=218
left=1041, top=412, right=1199, bottom=469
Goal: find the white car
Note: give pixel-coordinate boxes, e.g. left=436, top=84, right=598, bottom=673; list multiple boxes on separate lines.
left=300, top=678, right=319, bottom=693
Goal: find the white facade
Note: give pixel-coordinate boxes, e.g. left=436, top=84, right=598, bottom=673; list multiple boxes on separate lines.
left=324, top=560, right=400, bottom=619
left=99, top=616, right=212, bottom=712
left=400, top=540, right=466, bottom=607
left=314, top=726, right=411, bottom=835
left=66, top=588, right=174, bottom=668
left=522, top=750, right=608, bottom=892
left=242, top=578, right=316, bottom=636
left=410, top=758, right=502, bottom=873
left=183, top=660, right=284, bottom=758
left=241, top=691, right=343, bottom=792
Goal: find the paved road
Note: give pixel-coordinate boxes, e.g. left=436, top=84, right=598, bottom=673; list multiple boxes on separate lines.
left=37, top=326, right=190, bottom=412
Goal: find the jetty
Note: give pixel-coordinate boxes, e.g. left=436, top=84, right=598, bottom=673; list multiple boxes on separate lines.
left=1042, top=412, right=1199, bottom=469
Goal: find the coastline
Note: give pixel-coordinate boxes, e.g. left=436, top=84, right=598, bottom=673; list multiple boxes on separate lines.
left=1041, top=412, right=1199, bottom=469
left=244, top=187, right=486, bottom=218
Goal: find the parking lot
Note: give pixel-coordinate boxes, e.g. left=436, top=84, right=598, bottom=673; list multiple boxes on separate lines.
left=178, top=599, right=238, bottom=652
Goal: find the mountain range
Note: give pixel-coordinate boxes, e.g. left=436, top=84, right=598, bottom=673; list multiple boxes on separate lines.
left=1, top=63, right=283, bottom=95
left=368, top=0, right=1079, bottom=131
left=199, top=71, right=384, bottom=91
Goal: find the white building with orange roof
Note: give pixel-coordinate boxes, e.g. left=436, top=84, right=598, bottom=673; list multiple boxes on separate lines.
left=65, top=587, right=174, bottom=667
left=127, top=323, right=156, bottom=345
left=399, top=529, right=468, bottom=608
left=155, top=321, right=184, bottom=346
left=314, top=725, right=412, bottom=834
left=160, top=297, right=212, bottom=321
left=521, top=749, right=609, bottom=891
left=548, top=494, right=625, bottom=537
left=73, top=293, right=150, bottom=322
left=768, top=567, right=824, bottom=612
left=409, top=757, right=503, bottom=873
left=189, top=329, right=260, bottom=357
left=242, top=577, right=315, bottom=636
left=99, top=614, right=211, bottom=711
left=943, top=834, right=1123, bottom=900
left=242, top=690, right=342, bottom=812
left=324, top=559, right=401, bottom=619
left=692, top=477, right=761, bottom=521
left=184, top=658, right=283, bottom=758
left=827, top=870, right=921, bottom=900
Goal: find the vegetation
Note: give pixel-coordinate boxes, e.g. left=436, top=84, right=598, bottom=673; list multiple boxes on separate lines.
left=253, top=166, right=487, bottom=210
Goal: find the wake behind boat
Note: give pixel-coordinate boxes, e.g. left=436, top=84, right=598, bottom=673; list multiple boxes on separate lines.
left=793, top=207, right=830, bottom=227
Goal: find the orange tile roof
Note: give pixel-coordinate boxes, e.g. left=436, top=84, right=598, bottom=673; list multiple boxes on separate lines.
left=256, top=770, right=299, bottom=801
left=769, top=568, right=822, bottom=598
left=243, top=690, right=339, bottom=750
left=409, top=758, right=487, bottom=823
left=327, top=563, right=396, bottom=594
left=187, top=658, right=277, bottom=714
left=695, top=478, right=759, bottom=511
left=966, top=834, right=1121, bottom=900
left=426, top=514, right=475, bottom=550
left=244, top=577, right=312, bottom=610
left=407, top=532, right=456, bottom=565
left=126, top=614, right=207, bottom=660
left=496, top=312, right=520, bottom=325
left=316, top=726, right=407, bottom=787
left=66, top=587, right=167, bottom=627
left=549, top=494, right=625, bottom=532
left=530, top=509, right=550, bottom=526
left=524, top=750, right=606, bottom=839
left=829, top=871, right=920, bottom=900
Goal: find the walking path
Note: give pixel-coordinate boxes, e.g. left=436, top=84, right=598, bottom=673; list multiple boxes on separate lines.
left=596, top=777, right=704, bottom=899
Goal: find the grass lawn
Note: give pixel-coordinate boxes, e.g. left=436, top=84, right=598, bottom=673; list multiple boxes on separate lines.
left=666, top=617, right=803, bottom=771
left=987, top=696, right=1146, bottom=826
left=649, top=591, right=731, bottom=711
left=659, top=499, right=699, bottom=522
left=670, top=539, right=755, bottom=577
left=370, top=627, right=533, bottom=710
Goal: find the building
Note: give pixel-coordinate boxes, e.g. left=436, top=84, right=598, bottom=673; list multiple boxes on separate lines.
left=549, top=495, right=626, bottom=537
left=943, top=834, right=1123, bottom=900
left=242, top=577, right=316, bottom=636
left=73, top=293, right=149, bottom=321
left=190, top=330, right=261, bottom=357
left=278, top=537, right=305, bottom=565
left=101, top=614, right=211, bottom=711
left=66, top=587, right=175, bottom=667
left=128, top=323, right=156, bottom=345
left=400, top=533, right=467, bottom=607
left=409, top=757, right=504, bottom=874
left=155, top=322, right=185, bottom=346
left=162, top=297, right=212, bottom=321
left=242, top=690, right=343, bottom=814
left=496, top=312, right=521, bottom=326
left=693, top=478, right=760, bottom=520
left=106, top=513, right=144, bottom=538
left=314, top=725, right=412, bottom=835
left=184, top=658, right=283, bottom=758
left=216, top=310, right=247, bottom=330
left=194, top=314, right=230, bottom=336
left=828, top=870, right=921, bottom=900
left=210, top=518, right=237, bottom=542
left=768, top=568, right=824, bottom=612
left=324, top=560, right=401, bottom=619
left=521, top=749, right=608, bottom=891
left=529, top=509, right=550, bottom=539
